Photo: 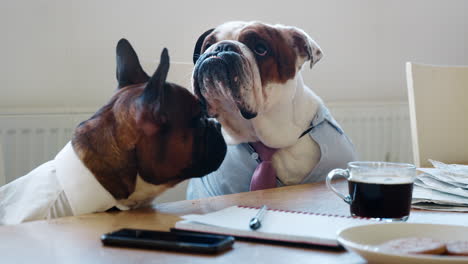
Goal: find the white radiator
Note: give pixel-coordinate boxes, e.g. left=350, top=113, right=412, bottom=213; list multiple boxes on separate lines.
left=0, top=102, right=413, bottom=186
left=0, top=110, right=94, bottom=185
left=328, top=102, right=413, bottom=163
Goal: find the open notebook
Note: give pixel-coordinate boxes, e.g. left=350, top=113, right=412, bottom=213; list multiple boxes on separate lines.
left=174, top=205, right=379, bottom=247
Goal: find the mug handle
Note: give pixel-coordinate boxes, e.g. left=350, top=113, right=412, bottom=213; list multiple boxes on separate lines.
left=326, top=169, right=352, bottom=205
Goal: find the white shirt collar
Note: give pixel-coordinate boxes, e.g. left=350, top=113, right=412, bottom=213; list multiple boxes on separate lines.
left=54, top=142, right=129, bottom=215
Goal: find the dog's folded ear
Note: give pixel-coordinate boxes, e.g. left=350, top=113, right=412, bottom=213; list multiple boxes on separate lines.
left=116, top=38, right=150, bottom=89
left=289, top=29, right=323, bottom=69
left=136, top=48, right=170, bottom=136
left=193, top=28, right=214, bottom=64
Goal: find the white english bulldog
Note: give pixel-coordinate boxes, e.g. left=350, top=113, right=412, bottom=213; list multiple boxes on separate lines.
left=187, top=21, right=356, bottom=198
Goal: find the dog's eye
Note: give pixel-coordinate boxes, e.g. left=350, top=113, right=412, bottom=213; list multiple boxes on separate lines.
left=254, top=43, right=268, bottom=56
left=204, top=43, right=212, bottom=51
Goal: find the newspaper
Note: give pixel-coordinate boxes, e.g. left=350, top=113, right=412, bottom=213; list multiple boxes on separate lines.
left=412, top=160, right=468, bottom=212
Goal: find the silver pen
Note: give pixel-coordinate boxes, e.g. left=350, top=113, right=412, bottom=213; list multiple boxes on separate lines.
left=249, top=205, right=268, bottom=230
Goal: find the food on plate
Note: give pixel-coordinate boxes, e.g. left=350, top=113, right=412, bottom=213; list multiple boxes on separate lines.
left=378, top=237, right=446, bottom=255
left=446, top=241, right=468, bottom=256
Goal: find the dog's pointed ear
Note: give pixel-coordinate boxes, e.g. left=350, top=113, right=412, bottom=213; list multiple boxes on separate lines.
left=193, top=28, right=214, bottom=64
left=143, top=48, right=169, bottom=103
left=289, top=28, right=323, bottom=69
left=116, top=38, right=150, bottom=89
left=136, top=48, right=170, bottom=136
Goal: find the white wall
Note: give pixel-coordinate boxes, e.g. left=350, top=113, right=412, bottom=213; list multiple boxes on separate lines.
left=1, top=0, right=468, bottom=110
left=1, top=0, right=466, bottom=203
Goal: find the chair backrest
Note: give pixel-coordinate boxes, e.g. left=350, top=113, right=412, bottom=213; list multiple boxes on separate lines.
left=406, top=62, right=468, bottom=167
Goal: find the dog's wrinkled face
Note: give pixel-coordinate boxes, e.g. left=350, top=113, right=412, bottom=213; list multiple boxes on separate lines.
left=73, top=40, right=226, bottom=198
left=192, top=21, right=323, bottom=144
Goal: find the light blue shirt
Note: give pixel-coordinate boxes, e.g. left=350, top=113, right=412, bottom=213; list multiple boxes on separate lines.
left=187, top=105, right=357, bottom=199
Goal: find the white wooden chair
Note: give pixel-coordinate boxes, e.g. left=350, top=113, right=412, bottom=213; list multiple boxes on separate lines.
left=406, top=62, right=468, bottom=167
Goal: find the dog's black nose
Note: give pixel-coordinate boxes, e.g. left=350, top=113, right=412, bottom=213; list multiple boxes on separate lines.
left=208, top=118, right=222, bottom=132
left=215, top=121, right=222, bottom=132
left=214, top=43, right=239, bottom=53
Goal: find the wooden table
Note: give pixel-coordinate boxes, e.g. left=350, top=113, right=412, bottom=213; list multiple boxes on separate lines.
left=0, top=181, right=466, bottom=264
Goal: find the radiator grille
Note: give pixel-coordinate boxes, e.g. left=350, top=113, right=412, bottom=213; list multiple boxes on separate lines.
left=329, top=102, right=412, bottom=163
left=0, top=103, right=413, bottom=185
left=0, top=113, right=92, bottom=184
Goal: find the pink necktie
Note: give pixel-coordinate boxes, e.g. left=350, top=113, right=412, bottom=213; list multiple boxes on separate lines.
left=249, top=142, right=279, bottom=191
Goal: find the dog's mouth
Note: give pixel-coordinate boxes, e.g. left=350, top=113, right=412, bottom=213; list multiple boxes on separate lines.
left=194, top=51, right=258, bottom=120
left=206, top=55, right=222, bottom=60
left=179, top=118, right=227, bottom=179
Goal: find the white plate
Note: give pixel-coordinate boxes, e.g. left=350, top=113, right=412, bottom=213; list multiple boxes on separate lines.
left=337, top=223, right=468, bottom=264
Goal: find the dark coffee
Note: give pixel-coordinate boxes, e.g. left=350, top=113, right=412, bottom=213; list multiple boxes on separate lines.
left=348, top=180, right=413, bottom=219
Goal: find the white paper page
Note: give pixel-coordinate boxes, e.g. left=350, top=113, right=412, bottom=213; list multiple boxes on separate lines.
left=182, top=206, right=374, bottom=243
left=419, top=168, right=468, bottom=186
left=416, top=176, right=468, bottom=198
left=412, top=185, right=468, bottom=205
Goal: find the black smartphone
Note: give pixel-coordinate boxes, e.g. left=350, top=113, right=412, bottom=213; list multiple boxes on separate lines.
left=101, top=228, right=234, bottom=254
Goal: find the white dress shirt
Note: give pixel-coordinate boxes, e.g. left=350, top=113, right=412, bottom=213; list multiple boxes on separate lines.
left=0, top=142, right=129, bottom=225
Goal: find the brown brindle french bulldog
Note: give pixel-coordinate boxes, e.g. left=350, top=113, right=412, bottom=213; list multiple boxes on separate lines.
left=73, top=39, right=227, bottom=204
left=0, top=39, right=227, bottom=225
